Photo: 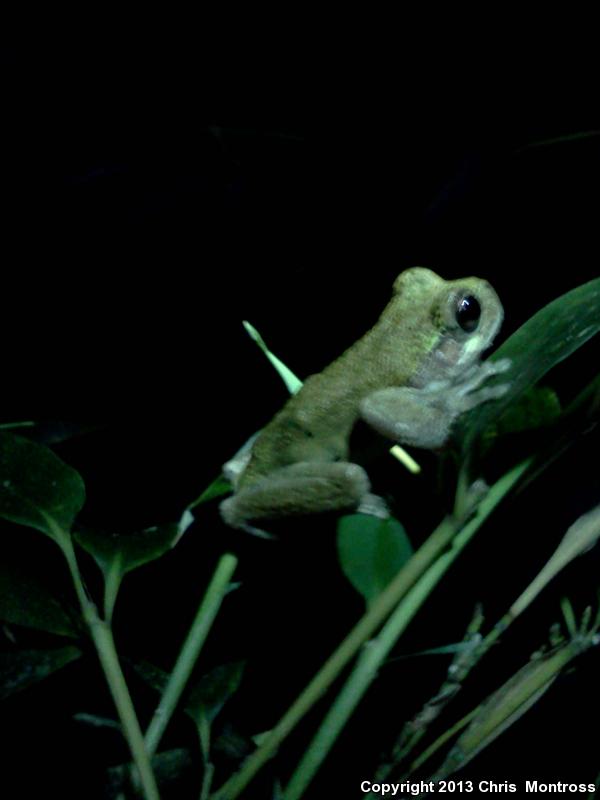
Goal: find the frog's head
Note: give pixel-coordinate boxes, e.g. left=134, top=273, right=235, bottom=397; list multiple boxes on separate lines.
left=392, top=267, right=504, bottom=381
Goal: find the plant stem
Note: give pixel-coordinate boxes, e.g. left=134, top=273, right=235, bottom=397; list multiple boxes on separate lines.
left=200, top=762, right=215, bottom=800
left=91, top=619, right=161, bottom=800
left=58, top=535, right=160, bottom=800
left=145, top=552, right=238, bottom=757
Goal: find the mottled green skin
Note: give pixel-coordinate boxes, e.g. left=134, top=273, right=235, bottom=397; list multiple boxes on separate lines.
left=239, top=268, right=502, bottom=488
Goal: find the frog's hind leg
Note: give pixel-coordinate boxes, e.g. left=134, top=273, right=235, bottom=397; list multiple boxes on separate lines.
left=220, top=462, right=370, bottom=530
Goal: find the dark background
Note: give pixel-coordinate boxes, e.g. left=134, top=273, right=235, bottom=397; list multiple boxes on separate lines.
left=2, top=35, right=600, bottom=797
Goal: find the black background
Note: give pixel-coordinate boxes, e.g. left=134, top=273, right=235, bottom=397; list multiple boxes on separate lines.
left=2, top=31, right=600, bottom=798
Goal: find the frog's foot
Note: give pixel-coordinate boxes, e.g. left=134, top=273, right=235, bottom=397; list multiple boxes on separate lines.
left=215, top=496, right=276, bottom=537
left=356, top=492, right=390, bottom=520
left=220, top=461, right=371, bottom=529
left=455, top=357, right=511, bottom=392
left=447, top=357, right=511, bottom=413
left=459, top=380, right=510, bottom=412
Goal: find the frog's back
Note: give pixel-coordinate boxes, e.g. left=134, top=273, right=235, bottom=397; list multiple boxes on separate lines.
left=240, top=310, right=425, bottom=486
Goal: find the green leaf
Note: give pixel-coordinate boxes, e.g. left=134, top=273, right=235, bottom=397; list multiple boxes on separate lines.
left=189, top=475, right=232, bottom=509
left=131, top=659, right=245, bottom=760
left=0, top=646, right=81, bottom=700
left=73, top=712, right=120, bottom=730
left=106, top=748, right=192, bottom=795
left=0, top=433, right=86, bottom=542
left=0, top=560, right=79, bottom=637
left=479, top=386, right=562, bottom=454
left=243, top=320, right=303, bottom=395
left=129, top=659, right=169, bottom=695
left=337, top=514, right=414, bottom=605
left=488, top=386, right=561, bottom=436
left=185, top=661, right=246, bottom=726
left=76, top=522, right=182, bottom=579
left=461, top=277, right=600, bottom=447
left=76, top=521, right=188, bottom=620
left=0, top=421, right=36, bottom=431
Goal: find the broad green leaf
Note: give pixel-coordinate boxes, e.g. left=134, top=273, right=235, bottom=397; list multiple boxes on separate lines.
left=0, top=560, right=79, bottom=637
left=337, top=514, right=413, bottom=605
left=243, top=320, right=303, bottom=395
left=76, top=522, right=182, bottom=579
left=461, top=277, right=600, bottom=448
left=0, top=433, right=85, bottom=542
left=76, top=521, right=189, bottom=620
left=185, top=661, right=246, bottom=725
left=0, top=646, right=81, bottom=700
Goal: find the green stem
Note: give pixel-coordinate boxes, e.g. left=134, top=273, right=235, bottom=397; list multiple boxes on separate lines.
left=200, top=762, right=215, bottom=800
left=91, top=620, right=161, bottom=800
left=145, top=553, right=238, bottom=757
left=212, top=460, right=531, bottom=800
left=56, top=530, right=94, bottom=619
left=283, top=460, right=530, bottom=799
left=58, top=535, right=160, bottom=800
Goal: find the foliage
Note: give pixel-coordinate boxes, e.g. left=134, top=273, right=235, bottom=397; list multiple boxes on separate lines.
left=0, top=275, right=598, bottom=799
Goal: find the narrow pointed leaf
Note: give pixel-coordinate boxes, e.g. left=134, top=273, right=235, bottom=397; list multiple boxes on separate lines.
left=243, top=320, right=302, bottom=395
left=189, top=475, right=232, bottom=509
left=436, top=640, right=589, bottom=778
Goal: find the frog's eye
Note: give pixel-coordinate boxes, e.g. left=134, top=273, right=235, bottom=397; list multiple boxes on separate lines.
left=456, top=295, right=481, bottom=333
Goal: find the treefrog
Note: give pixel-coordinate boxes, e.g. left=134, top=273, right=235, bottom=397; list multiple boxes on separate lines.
left=220, top=267, right=509, bottom=530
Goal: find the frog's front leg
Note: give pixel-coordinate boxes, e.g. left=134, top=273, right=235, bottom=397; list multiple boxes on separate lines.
left=361, top=387, right=457, bottom=449
left=360, top=360, right=510, bottom=450
left=220, top=461, right=372, bottom=529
